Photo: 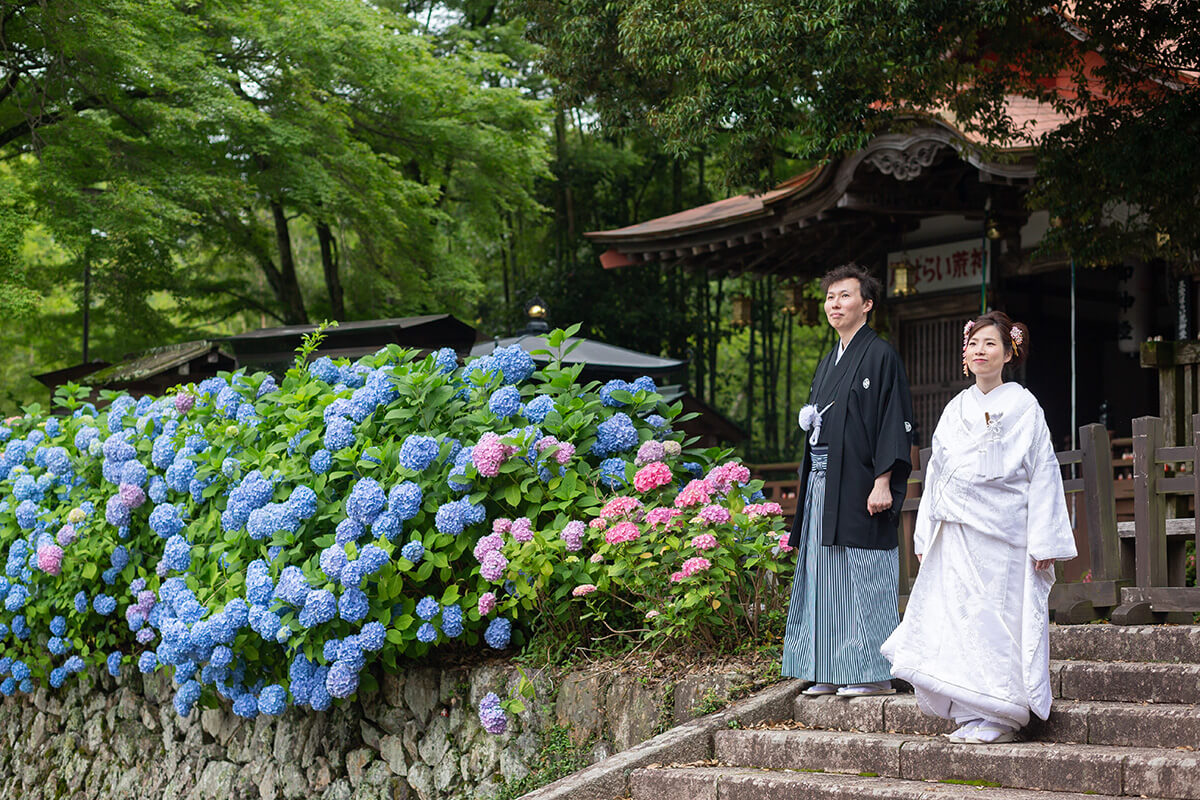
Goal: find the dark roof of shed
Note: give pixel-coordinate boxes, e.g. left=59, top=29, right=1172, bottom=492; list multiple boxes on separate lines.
left=81, top=341, right=230, bottom=385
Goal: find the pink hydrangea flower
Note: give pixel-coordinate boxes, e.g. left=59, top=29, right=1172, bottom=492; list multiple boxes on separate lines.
left=604, top=521, right=641, bottom=545
left=118, top=483, right=146, bottom=510
left=589, top=553, right=604, bottom=563
left=511, top=517, right=533, bottom=543
left=777, top=531, right=795, bottom=553
left=691, top=533, right=718, bottom=550
left=674, top=479, right=712, bottom=509
left=634, top=440, right=665, bottom=466
left=634, top=461, right=673, bottom=493
left=174, top=393, right=194, bottom=414
left=696, top=505, right=731, bottom=525
left=744, top=502, right=784, bottom=517
left=536, top=435, right=559, bottom=453
left=600, top=496, right=643, bottom=519
left=473, top=432, right=509, bottom=477
left=646, top=507, right=683, bottom=528
left=480, top=550, right=508, bottom=582
left=669, top=571, right=686, bottom=583
left=473, top=533, right=504, bottom=563
left=56, top=524, right=77, bottom=547
left=680, top=556, right=712, bottom=577
left=706, top=462, right=752, bottom=494
left=37, top=544, right=63, bottom=575
left=492, top=518, right=512, bottom=535
left=553, top=442, right=575, bottom=465
left=478, top=592, right=497, bottom=615
left=571, top=584, right=598, bottom=597
left=589, top=517, right=608, bottom=531
left=560, top=521, right=585, bottom=551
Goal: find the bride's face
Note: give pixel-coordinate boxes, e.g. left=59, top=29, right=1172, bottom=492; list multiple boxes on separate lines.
left=966, top=324, right=1011, bottom=380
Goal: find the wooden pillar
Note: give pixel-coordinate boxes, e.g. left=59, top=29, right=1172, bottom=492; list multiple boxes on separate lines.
left=1141, top=340, right=1200, bottom=446
left=1131, top=416, right=1169, bottom=587
left=1079, top=423, right=1122, bottom=582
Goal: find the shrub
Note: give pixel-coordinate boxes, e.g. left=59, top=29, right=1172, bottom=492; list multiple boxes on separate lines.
left=0, top=325, right=790, bottom=720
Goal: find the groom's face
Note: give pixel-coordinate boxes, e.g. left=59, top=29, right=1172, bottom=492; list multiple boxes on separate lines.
left=824, top=278, right=872, bottom=334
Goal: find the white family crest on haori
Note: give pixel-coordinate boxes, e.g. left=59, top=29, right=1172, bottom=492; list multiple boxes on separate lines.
left=881, top=383, right=1077, bottom=728
left=862, top=377, right=871, bottom=389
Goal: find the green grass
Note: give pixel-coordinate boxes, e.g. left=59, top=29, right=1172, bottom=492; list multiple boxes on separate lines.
left=492, top=726, right=593, bottom=800
left=939, top=778, right=1003, bottom=788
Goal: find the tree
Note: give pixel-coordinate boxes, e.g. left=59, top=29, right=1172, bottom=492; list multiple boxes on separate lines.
left=1, top=0, right=548, bottom=327
left=522, top=0, right=1200, bottom=265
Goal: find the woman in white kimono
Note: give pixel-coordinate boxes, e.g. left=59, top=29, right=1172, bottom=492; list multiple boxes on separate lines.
left=881, top=311, right=1077, bottom=744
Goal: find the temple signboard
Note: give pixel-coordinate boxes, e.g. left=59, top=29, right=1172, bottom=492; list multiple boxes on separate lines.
left=887, top=240, right=985, bottom=297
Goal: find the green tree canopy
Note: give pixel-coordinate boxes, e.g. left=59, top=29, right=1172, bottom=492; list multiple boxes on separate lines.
left=523, top=0, right=1200, bottom=264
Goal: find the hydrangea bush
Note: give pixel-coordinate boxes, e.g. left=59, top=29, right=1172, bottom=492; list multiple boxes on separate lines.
left=0, top=325, right=790, bottom=725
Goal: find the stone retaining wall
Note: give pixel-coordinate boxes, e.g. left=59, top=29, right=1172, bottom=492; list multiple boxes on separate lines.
left=0, top=658, right=774, bottom=800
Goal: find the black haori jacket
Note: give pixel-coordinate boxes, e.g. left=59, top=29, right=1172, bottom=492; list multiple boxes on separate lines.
left=788, top=325, right=914, bottom=551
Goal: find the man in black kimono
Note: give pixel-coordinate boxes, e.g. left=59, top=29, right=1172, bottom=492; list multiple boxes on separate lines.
left=781, top=263, right=914, bottom=697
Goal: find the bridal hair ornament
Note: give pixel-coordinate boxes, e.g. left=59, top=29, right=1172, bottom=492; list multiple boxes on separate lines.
left=798, top=401, right=836, bottom=446
left=1010, top=326, right=1023, bottom=357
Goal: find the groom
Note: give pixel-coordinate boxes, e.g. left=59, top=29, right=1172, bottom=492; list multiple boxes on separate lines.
left=781, top=263, right=914, bottom=697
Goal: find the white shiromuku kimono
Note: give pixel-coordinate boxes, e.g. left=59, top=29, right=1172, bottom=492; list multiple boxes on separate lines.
left=881, top=383, right=1077, bottom=728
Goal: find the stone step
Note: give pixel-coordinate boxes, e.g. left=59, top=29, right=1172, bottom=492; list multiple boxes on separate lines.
left=712, top=728, right=1200, bottom=799
left=1055, top=659, right=1200, bottom=704
left=1049, top=624, right=1200, bottom=663
left=790, top=694, right=1200, bottom=749
left=631, top=766, right=1168, bottom=800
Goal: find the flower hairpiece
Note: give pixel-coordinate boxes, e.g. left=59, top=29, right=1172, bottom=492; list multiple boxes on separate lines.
left=1010, top=326, right=1023, bottom=355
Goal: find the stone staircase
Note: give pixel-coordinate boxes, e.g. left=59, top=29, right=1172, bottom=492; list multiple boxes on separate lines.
left=631, top=625, right=1200, bottom=800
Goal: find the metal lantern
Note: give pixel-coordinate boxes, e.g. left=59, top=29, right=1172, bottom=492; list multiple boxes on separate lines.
left=986, top=222, right=1003, bottom=240
left=891, top=261, right=916, bottom=297
left=731, top=294, right=753, bottom=327
left=779, top=284, right=803, bottom=316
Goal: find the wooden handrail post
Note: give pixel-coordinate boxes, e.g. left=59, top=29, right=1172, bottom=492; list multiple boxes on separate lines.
left=1131, top=416, right=1169, bottom=587
left=1079, top=422, right=1122, bottom=582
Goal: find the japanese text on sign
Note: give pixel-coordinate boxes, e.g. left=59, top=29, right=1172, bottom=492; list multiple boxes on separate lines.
left=887, top=240, right=985, bottom=297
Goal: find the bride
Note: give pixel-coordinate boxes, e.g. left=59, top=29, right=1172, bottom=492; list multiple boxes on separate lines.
left=881, top=311, right=1077, bottom=744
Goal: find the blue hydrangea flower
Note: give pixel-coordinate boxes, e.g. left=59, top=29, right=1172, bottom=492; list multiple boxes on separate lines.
left=434, top=501, right=465, bottom=535
left=309, top=449, right=332, bottom=474
left=484, top=617, right=512, bottom=649
left=323, top=661, right=357, bottom=699
left=416, top=622, right=438, bottom=643
left=442, top=604, right=464, bottom=638
left=600, top=379, right=632, bottom=407
left=338, top=587, right=369, bottom=622
left=398, top=435, right=438, bottom=472
left=149, top=503, right=185, bottom=538
left=298, top=590, right=336, bottom=628
left=74, top=591, right=88, bottom=614
left=372, top=512, right=402, bottom=542
left=309, top=357, right=339, bottom=384
left=232, top=693, right=258, bottom=718
left=274, top=566, right=310, bottom=607
left=346, top=478, right=386, bottom=525
left=319, top=546, right=348, bottom=582
left=359, top=621, right=386, bottom=651
left=400, top=539, right=424, bottom=564
left=387, top=482, right=422, bottom=520
left=488, top=386, right=522, bottom=418
left=598, top=457, right=628, bottom=489
left=324, top=418, right=354, bottom=452
left=522, top=394, right=556, bottom=423
left=492, top=344, right=535, bottom=385
left=138, top=652, right=157, bottom=673
left=107, top=651, right=122, bottom=677
left=358, top=544, right=387, bottom=575
left=595, top=412, right=638, bottom=455
left=258, top=684, right=286, bottom=715
left=416, top=596, right=439, bottom=621
left=335, top=518, right=364, bottom=546
left=163, top=535, right=192, bottom=573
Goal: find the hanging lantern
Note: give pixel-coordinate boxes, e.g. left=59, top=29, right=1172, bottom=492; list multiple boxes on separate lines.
left=796, top=298, right=822, bottom=326
left=778, top=284, right=804, bottom=316
left=891, top=261, right=916, bottom=297
left=731, top=294, right=753, bottom=327
left=986, top=222, right=1003, bottom=240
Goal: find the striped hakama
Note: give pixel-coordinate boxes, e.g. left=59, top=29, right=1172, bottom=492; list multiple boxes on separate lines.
left=782, top=446, right=899, bottom=684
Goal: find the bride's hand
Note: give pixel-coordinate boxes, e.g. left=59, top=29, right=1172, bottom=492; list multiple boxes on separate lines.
left=1033, top=558, right=1054, bottom=571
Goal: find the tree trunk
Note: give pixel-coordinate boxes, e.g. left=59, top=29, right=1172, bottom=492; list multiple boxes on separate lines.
left=270, top=200, right=308, bottom=324
left=316, top=221, right=344, bottom=321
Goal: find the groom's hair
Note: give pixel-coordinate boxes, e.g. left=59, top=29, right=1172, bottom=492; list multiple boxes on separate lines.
left=820, top=263, right=882, bottom=307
